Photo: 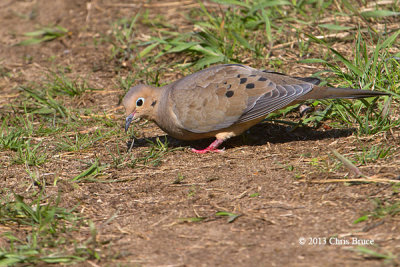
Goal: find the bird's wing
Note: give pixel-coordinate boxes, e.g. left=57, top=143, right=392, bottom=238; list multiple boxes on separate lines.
left=170, top=64, right=314, bottom=133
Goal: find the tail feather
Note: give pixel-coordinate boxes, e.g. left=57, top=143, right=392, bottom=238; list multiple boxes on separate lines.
left=299, top=86, right=389, bottom=100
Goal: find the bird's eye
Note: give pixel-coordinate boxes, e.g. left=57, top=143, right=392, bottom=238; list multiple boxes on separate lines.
left=136, top=97, right=145, bottom=107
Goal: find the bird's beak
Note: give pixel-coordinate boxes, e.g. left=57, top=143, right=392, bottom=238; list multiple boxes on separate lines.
left=125, top=113, right=135, bottom=132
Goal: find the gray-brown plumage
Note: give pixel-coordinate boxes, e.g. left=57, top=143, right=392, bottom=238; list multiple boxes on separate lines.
left=123, top=64, right=388, bottom=153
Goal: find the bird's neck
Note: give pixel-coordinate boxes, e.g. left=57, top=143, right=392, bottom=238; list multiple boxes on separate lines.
left=153, top=84, right=183, bottom=136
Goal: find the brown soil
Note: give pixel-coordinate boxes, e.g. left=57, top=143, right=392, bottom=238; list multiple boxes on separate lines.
left=1, top=0, right=399, bottom=266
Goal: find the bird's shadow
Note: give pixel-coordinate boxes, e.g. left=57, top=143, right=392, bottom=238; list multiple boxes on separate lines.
left=126, top=122, right=355, bottom=151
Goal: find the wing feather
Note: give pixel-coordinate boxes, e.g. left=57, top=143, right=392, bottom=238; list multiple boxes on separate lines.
left=237, top=83, right=313, bottom=123
left=169, top=64, right=314, bottom=133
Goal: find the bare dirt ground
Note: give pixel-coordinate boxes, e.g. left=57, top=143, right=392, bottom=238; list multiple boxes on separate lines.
left=1, top=0, right=399, bottom=266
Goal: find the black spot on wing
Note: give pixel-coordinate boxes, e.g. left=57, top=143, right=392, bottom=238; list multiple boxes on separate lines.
left=246, top=83, right=255, bottom=89
left=258, top=77, right=268, bottom=81
left=225, top=91, right=234, bottom=98
left=240, top=78, right=247, bottom=84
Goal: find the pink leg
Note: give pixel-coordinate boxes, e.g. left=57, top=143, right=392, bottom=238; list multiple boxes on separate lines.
left=191, top=139, right=225, bottom=154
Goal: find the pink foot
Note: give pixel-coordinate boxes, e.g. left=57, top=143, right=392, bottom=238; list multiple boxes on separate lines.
left=191, top=147, right=225, bottom=154
left=191, top=139, right=224, bottom=154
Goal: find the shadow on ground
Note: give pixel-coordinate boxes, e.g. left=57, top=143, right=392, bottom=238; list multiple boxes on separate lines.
left=127, top=121, right=355, bottom=151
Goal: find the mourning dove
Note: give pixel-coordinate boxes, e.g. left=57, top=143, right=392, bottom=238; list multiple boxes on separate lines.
left=123, top=64, right=388, bottom=153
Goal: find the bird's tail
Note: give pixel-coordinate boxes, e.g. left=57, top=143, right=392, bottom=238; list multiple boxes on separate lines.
left=299, top=86, right=389, bottom=100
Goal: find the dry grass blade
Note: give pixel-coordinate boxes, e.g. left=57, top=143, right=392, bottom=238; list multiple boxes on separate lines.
left=301, top=177, right=400, bottom=184
left=330, top=149, right=364, bottom=177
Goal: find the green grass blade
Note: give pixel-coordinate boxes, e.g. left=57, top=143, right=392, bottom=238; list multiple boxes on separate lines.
left=361, top=10, right=400, bottom=18
left=318, top=24, right=353, bottom=31
left=71, top=160, right=100, bottom=182
left=232, top=31, right=254, bottom=51
left=353, top=246, right=394, bottom=260
left=211, top=0, right=251, bottom=8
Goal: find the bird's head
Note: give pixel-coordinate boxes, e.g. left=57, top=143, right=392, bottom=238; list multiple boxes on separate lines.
left=122, top=84, right=159, bottom=132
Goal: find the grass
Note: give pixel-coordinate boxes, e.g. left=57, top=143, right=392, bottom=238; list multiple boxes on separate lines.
left=16, top=68, right=99, bottom=123
left=172, top=173, right=186, bottom=184
left=109, top=14, right=141, bottom=64
left=0, top=192, right=97, bottom=265
left=351, top=197, right=400, bottom=264
left=16, top=26, right=69, bottom=46
left=303, top=29, right=400, bottom=134
left=130, top=137, right=183, bottom=167
left=71, top=159, right=107, bottom=182
left=106, top=135, right=183, bottom=170
left=19, top=86, right=69, bottom=119
left=324, top=141, right=395, bottom=177
left=46, top=70, right=97, bottom=97
left=215, top=211, right=241, bottom=223
left=351, top=246, right=396, bottom=262
left=354, top=198, right=400, bottom=224
left=130, top=1, right=272, bottom=69
left=0, top=121, right=26, bottom=151
left=107, top=143, right=136, bottom=169
left=13, top=140, right=47, bottom=166
left=1, top=117, right=48, bottom=166
left=355, top=144, right=393, bottom=165
left=56, top=132, right=106, bottom=152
